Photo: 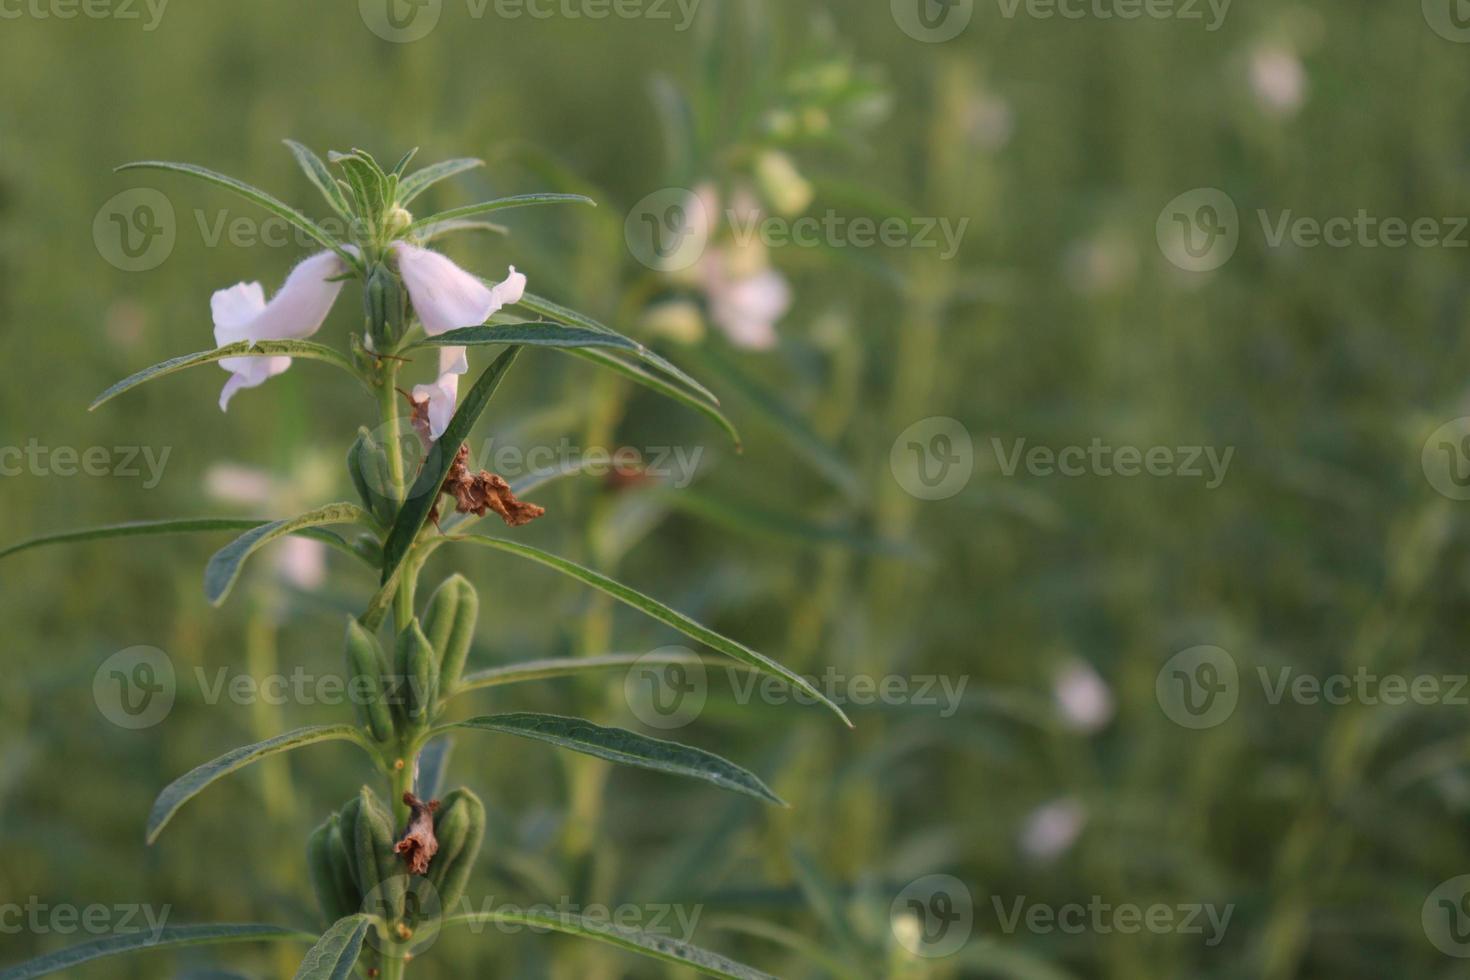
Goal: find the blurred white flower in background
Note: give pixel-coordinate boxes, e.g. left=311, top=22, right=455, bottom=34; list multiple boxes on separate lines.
left=1052, top=657, right=1115, bottom=733
left=965, top=88, right=1014, bottom=153
left=203, top=458, right=336, bottom=591
left=1063, top=228, right=1139, bottom=296
left=1020, top=797, right=1088, bottom=863
left=1249, top=43, right=1308, bottom=117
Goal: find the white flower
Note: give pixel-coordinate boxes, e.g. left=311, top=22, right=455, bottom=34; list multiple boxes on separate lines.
left=704, top=260, right=790, bottom=350
left=1019, top=798, right=1087, bottom=862
left=212, top=250, right=351, bottom=411
left=391, top=242, right=527, bottom=440
left=1052, top=658, right=1115, bottom=734
left=1250, top=43, right=1307, bottom=117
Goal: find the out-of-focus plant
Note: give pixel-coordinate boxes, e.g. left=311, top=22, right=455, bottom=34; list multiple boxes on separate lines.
left=0, top=143, right=851, bottom=980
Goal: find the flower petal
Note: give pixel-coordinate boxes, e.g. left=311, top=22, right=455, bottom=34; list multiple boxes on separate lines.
left=707, top=265, right=790, bottom=351
left=392, top=242, right=526, bottom=336
left=412, top=372, right=460, bottom=441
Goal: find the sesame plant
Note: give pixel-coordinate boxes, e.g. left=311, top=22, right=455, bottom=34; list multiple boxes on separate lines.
left=0, top=144, right=850, bottom=980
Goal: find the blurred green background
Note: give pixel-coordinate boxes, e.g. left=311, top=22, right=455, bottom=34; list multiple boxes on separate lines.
left=6, top=0, right=1470, bottom=977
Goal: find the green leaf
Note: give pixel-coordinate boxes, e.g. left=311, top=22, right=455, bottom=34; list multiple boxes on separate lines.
left=0, top=518, right=356, bottom=564
left=517, top=291, right=720, bottom=404
left=446, top=712, right=783, bottom=804
left=566, top=348, right=741, bottom=447
left=379, top=346, right=523, bottom=585
left=416, top=218, right=508, bottom=243
left=457, top=652, right=707, bottom=693
left=445, top=536, right=852, bottom=726
left=413, top=321, right=646, bottom=355
left=396, top=157, right=484, bottom=206
left=407, top=193, right=596, bottom=233
left=444, top=909, right=776, bottom=980
left=90, top=340, right=360, bottom=411
left=291, top=916, right=371, bottom=980
left=115, top=160, right=359, bottom=268
left=284, top=140, right=353, bottom=222
left=329, top=150, right=388, bottom=226
left=206, top=503, right=376, bottom=606
left=148, top=725, right=374, bottom=845
left=389, top=147, right=420, bottom=179
left=0, top=924, right=315, bottom=980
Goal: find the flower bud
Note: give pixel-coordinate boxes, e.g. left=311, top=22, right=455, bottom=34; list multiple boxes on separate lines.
left=423, top=575, right=479, bottom=695
left=385, top=205, right=414, bottom=237
left=754, top=150, right=814, bottom=217
left=344, top=618, right=396, bottom=743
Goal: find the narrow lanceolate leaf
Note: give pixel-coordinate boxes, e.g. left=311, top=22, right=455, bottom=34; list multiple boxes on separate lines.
left=447, top=713, right=783, bottom=805
left=566, top=348, right=741, bottom=447
left=415, top=321, right=648, bottom=355
left=147, top=725, right=373, bottom=845
left=518, top=291, right=720, bottom=404
left=446, top=536, right=852, bottom=726
left=457, top=652, right=707, bottom=693
left=0, top=924, right=315, bottom=980
left=115, top=161, right=359, bottom=268
left=205, top=503, right=375, bottom=606
left=416, top=218, right=508, bottom=243
left=90, top=340, right=359, bottom=411
left=443, top=910, right=776, bottom=980
left=407, top=193, right=595, bottom=233
left=395, top=157, right=484, bottom=206
left=284, top=140, right=353, bottom=222
left=0, top=518, right=354, bottom=564
left=291, top=916, right=371, bottom=980
left=379, top=346, right=523, bottom=585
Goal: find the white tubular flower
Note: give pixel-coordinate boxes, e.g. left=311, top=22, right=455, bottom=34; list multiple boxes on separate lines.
left=212, top=250, right=351, bottom=411
left=392, top=242, right=527, bottom=440
left=705, top=261, right=791, bottom=351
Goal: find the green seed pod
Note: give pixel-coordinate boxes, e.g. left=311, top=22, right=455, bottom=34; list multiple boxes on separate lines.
left=348, top=427, right=399, bottom=525
left=364, top=263, right=407, bottom=351
left=395, top=620, right=438, bottom=726
left=344, top=618, right=395, bottom=743
left=423, top=575, right=479, bottom=695
left=427, top=788, right=485, bottom=913
left=336, top=795, right=365, bottom=895
left=324, top=814, right=361, bottom=917
left=354, top=786, right=406, bottom=926
left=307, top=817, right=356, bottom=925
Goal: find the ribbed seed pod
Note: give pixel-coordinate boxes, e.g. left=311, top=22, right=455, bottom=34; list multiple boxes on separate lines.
left=323, top=814, right=361, bottom=916
left=364, top=263, right=407, bottom=352
left=353, top=786, right=406, bottom=926
left=427, top=788, right=486, bottom=913
left=423, top=575, right=479, bottom=696
left=336, top=795, right=365, bottom=894
left=394, top=621, right=438, bottom=726
left=307, top=818, right=355, bottom=925
left=344, top=618, right=395, bottom=743
left=348, top=427, right=399, bottom=525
